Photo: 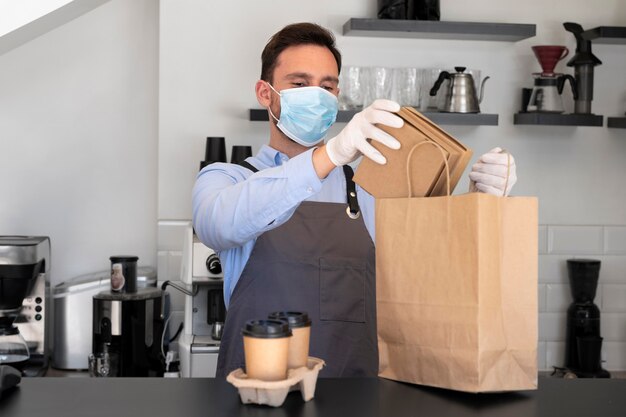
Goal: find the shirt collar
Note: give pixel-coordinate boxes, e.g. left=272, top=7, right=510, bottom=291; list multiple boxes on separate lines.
left=255, top=144, right=290, bottom=168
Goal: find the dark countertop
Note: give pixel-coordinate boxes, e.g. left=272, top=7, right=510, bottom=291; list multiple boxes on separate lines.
left=1, top=376, right=625, bottom=417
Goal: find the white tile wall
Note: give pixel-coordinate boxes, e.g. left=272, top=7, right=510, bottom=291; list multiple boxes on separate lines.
left=548, top=226, right=604, bottom=255
left=157, top=221, right=626, bottom=370
left=601, top=314, right=626, bottom=342
left=605, top=226, right=626, bottom=255
left=602, top=285, right=626, bottom=313
left=538, top=224, right=626, bottom=371
left=158, top=221, right=192, bottom=313
left=539, top=313, right=567, bottom=342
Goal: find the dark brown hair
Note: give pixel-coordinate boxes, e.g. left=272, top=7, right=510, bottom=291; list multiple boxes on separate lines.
left=260, top=22, right=342, bottom=82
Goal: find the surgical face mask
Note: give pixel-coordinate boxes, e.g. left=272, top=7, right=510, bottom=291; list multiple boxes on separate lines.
left=267, top=83, right=338, bottom=146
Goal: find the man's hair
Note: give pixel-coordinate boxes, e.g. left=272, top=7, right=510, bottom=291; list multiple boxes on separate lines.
left=261, top=22, right=342, bottom=83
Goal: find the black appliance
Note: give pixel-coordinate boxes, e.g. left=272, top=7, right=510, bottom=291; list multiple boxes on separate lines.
left=563, top=259, right=610, bottom=378
left=377, top=0, right=440, bottom=20
left=92, top=275, right=166, bottom=377
left=563, top=22, right=602, bottom=114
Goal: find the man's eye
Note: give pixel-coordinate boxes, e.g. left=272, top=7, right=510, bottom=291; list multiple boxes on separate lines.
left=291, top=82, right=305, bottom=87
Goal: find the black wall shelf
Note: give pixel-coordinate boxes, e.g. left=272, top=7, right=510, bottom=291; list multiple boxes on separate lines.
left=514, top=113, right=604, bottom=127
left=584, top=26, right=626, bottom=45
left=342, top=18, right=536, bottom=42
left=607, top=117, right=626, bottom=129
left=249, top=109, right=498, bottom=126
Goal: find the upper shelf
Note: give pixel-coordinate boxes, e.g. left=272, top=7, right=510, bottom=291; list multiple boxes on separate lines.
left=514, top=113, right=604, bottom=127
left=583, top=26, right=626, bottom=45
left=249, top=109, right=498, bottom=126
left=342, top=18, right=536, bottom=42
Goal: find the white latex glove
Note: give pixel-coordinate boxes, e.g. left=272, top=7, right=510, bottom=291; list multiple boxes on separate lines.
left=468, top=147, right=517, bottom=196
left=325, top=99, right=403, bottom=166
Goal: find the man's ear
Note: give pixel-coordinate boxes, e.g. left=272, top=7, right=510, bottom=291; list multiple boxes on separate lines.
left=256, top=80, right=271, bottom=107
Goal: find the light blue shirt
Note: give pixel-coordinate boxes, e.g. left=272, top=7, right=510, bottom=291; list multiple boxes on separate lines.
left=192, top=145, right=375, bottom=307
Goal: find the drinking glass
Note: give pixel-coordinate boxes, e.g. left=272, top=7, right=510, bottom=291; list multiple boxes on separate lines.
left=363, top=67, right=394, bottom=107
left=393, top=67, right=422, bottom=108
left=338, top=66, right=366, bottom=111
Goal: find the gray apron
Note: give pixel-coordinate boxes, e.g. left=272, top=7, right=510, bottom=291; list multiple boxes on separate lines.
left=216, top=164, right=377, bottom=378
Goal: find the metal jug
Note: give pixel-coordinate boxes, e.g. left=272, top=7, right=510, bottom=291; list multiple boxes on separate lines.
left=429, top=67, right=490, bottom=113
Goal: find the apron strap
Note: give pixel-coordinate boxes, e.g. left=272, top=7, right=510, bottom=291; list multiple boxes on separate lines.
left=238, top=160, right=259, bottom=173
left=342, top=165, right=361, bottom=219
left=240, top=159, right=360, bottom=219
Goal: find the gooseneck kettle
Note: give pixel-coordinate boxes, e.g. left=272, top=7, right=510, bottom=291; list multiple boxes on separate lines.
left=429, top=67, right=490, bottom=113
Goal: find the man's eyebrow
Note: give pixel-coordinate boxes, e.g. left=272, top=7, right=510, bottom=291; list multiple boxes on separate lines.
left=321, top=75, right=339, bottom=84
left=285, top=72, right=313, bottom=80
left=284, top=73, right=339, bottom=84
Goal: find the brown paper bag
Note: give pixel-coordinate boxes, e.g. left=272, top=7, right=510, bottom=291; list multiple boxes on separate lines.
left=354, top=107, right=473, bottom=198
left=376, top=142, right=538, bottom=393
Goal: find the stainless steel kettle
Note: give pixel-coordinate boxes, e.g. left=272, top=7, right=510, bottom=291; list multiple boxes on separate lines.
left=429, top=67, right=490, bottom=113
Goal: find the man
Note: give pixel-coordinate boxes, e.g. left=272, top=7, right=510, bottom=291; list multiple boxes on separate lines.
left=192, top=23, right=517, bottom=378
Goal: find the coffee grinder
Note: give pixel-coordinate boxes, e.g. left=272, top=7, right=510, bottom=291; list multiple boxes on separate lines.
left=563, top=22, right=602, bottom=114
left=91, top=256, right=166, bottom=377
left=0, top=236, right=50, bottom=377
left=563, top=259, right=610, bottom=378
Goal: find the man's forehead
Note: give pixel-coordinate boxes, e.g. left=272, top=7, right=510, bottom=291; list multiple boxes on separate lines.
left=273, top=45, right=339, bottom=79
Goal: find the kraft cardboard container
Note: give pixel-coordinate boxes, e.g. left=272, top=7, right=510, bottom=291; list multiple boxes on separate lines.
left=353, top=107, right=473, bottom=198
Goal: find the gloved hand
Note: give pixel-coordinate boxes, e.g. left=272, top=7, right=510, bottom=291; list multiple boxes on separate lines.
left=468, top=147, right=517, bottom=196
left=325, top=99, right=403, bottom=166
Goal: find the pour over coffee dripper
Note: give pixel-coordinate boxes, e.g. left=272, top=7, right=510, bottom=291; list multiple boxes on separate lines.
left=532, top=45, right=569, bottom=76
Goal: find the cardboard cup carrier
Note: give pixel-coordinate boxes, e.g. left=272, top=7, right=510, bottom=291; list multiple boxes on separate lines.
left=227, top=316, right=324, bottom=407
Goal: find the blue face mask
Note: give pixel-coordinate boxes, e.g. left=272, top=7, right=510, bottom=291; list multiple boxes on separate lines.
left=267, top=83, right=338, bottom=146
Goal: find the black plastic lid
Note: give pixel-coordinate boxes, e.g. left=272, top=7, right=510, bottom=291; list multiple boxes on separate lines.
left=241, top=319, right=292, bottom=339
left=110, top=256, right=139, bottom=263
left=268, top=311, right=312, bottom=328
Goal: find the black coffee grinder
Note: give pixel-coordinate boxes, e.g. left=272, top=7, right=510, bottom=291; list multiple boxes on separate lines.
left=563, top=22, right=602, bottom=115
left=563, top=259, right=610, bottom=378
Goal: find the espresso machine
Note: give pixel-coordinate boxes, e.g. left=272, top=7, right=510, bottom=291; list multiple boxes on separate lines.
left=563, top=259, right=610, bottom=378
left=0, top=236, right=50, bottom=377
left=178, top=223, right=226, bottom=377
left=91, top=257, right=166, bottom=377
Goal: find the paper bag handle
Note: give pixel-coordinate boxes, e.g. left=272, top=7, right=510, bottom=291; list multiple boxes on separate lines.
left=406, top=141, right=451, bottom=198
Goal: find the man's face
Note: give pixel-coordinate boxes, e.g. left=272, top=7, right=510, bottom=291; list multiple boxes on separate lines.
left=267, top=44, right=340, bottom=119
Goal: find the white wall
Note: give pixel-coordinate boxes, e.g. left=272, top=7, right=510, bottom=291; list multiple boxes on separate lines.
left=158, top=0, right=626, bottom=224
left=0, top=0, right=159, bottom=285
left=158, top=0, right=626, bottom=370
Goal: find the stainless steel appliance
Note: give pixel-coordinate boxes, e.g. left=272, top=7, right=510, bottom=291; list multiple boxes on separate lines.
left=0, top=236, right=50, bottom=377
left=179, top=222, right=225, bottom=377
left=52, top=267, right=156, bottom=370
left=429, top=67, right=490, bottom=113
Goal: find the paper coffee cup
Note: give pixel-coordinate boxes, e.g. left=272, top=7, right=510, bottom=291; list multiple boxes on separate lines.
left=268, top=311, right=312, bottom=369
left=242, top=319, right=292, bottom=381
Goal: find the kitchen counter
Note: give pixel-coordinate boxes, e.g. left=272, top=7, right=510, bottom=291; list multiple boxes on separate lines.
left=2, top=376, right=626, bottom=417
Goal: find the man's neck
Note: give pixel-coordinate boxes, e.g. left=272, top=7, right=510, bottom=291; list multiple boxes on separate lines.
left=268, top=124, right=311, bottom=158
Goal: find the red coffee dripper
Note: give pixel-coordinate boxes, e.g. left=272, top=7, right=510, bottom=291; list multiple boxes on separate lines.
left=532, top=45, right=569, bottom=76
